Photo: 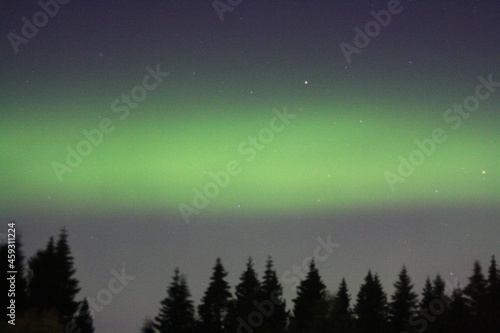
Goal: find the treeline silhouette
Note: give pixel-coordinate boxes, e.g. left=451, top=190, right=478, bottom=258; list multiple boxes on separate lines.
left=143, top=257, right=500, bottom=333
left=1, top=228, right=499, bottom=333
left=1, top=228, right=93, bottom=333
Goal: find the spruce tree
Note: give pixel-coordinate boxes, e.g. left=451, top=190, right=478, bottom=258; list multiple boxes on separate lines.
left=73, top=298, right=95, bottom=333
left=27, top=230, right=81, bottom=326
left=155, top=268, right=195, bottom=333
left=329, top=278, right=354, bottom=333
left=463, top=261, right=487, bottom=331
left=415, top=277, right=435, bottom=333
left=354, top=271, right=388, bottom=333
left=446, top=288, right=471, bottom=333
left=27, top=237, right=58, bottom=312
left=54, top=228, right=81, bottom=324
left=430, top=274, right=450, bottom=333
left=291, top=260, right=328, bottom=333
left=198, top=258, right=232, bottom=333
left=260, top=256, right=287, bottom=333
left=432, top=274, right=447, bottom=298
left=232, top=257, right=261, bottom=332
left=388, top=266, right=418, bottom=333
left=486, top=256, right=500, bottom=332
left=419, top=277, right=433, bottom=310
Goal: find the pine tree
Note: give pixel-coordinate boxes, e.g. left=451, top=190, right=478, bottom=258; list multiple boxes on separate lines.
left=415, top=277, right=435, bottom=333
left=419, top=277, right=434, bottom=309
left=445, top=288, right=471, bottom=333
left=415, top=276, right=449, bottom=333
left=27, top=230, right=81, bottom=326
left=463, top=261, right=487, bottom=330
left=73, top=298, right=95, bottom=333
left=291, top=260, right=328, bottom=333
left=354, top=271, right=388, bottom=333
left=231, top=257, right=262, bottom=332
left=155, top=268, right=195, bottom=333
left=54, top=228, right=81, bottom=324
left=329, top=278, right=354, bottom=333
left=27, top=237, right=58, bottom=312
left=198, top=258, right=232, bottom=333
left=432, top=274, right=446, bottom=298
left=485, top=256, right=500, bottom=332
left=388, top=266, right=418, bottom=333
left=260, top=256, right=287, bottom=333
left=430, top=274, right=450, bottom=333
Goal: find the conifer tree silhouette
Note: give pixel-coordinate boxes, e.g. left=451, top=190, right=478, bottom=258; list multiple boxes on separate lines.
left=485, top=256, right=500, bottom=332
left=329, top=278, right=354, bottom=333
left=260, top=256, right=287, bottom=333
left=388, top=266, right=418, bottom=333
left=198, top=258, right=232, bottom=333
left=74, top=298, right=95, bottom=333
left=354, top=271, right=388, bottom=333
left=155, top=268, right=195, bottom=332
left=291, top=260, right=328, bottom=333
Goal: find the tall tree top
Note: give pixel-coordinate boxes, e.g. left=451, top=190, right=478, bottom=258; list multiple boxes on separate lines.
left=235, top=257, right=260, bottom=300
left=464, top=261, right=487, bottom=298
left=155, top=267, right=194, bottom=333
left=74, top=298, right=95, bottom=333
left=198, top=258, right=232, bottom=331
left=487, top=256, right=499, bottom=291
left=333, top=278, right=351, bottom=315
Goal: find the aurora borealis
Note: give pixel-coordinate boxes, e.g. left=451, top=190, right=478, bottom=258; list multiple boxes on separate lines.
left=0, top=0, right=498, bottom=332
left=2, top=74, right=498, bottom=218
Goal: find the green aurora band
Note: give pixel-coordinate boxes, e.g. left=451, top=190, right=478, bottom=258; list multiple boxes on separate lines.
left=2, top=77, right=498, bottom=219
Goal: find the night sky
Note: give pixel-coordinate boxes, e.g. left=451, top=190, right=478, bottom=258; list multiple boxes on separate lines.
left=1, top=0, right=499, bottom=332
